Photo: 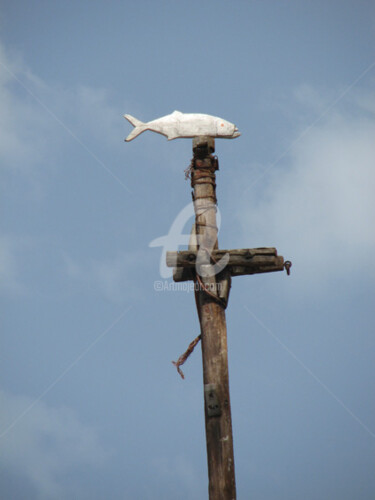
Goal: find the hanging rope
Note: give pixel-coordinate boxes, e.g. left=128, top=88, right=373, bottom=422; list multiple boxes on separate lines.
left=172, top=334, right=201, bottom=379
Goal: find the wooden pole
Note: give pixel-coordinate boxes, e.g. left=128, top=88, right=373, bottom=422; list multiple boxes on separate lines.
left=191, top=137, right=236, bottom=500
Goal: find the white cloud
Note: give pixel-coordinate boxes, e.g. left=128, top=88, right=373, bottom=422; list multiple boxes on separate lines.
left=237, top=88, right=375, bottom=293
left=67, top=85, right=122, bottom=145
left=63, top=251, right=145, bottom=303
left=0, top=50, right=51, bottom=175
left=0, top=389, right=109, bottom=500
left=0, top=39, right=131, bottom=298
left=0, top=40, right=122, bottom=180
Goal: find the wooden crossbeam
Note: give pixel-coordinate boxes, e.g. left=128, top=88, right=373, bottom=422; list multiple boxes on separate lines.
left=166, top=248, right=285, bottom=282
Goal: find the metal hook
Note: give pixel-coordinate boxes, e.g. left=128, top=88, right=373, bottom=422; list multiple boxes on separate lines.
left=284, top=260, right=292, bottom=276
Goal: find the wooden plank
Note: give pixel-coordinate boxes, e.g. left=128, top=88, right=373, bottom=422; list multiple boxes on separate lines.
left=166, top=248, right=284, bottom=281
left=230, top=256, right=285, bottom=276
left=166, top=248, right=277, bottom=267
left=173, top=256, right=284, bottom=282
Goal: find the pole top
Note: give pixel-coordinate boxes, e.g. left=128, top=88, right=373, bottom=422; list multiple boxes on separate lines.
left=192, top=136, right=215, bottom=157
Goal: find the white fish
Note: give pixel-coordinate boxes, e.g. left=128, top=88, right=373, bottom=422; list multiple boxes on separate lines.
left=124, top=110, right=240, bottom=142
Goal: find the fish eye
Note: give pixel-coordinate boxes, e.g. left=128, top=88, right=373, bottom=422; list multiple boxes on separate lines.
left=221, top=123, right=224, bottom=127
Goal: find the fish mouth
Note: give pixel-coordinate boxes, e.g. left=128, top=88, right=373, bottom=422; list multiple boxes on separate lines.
left=233, top=128, right=241, bottom=138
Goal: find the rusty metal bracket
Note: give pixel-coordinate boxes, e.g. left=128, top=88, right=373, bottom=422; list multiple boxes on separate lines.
left=204, top=384, right=222, bottom=417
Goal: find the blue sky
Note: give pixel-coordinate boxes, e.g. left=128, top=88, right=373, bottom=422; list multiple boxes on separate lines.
left=1, top=1, right=374, bottom=498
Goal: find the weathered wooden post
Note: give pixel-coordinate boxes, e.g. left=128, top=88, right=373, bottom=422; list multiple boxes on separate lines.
left=124, top=111, right=291, bottom=500
left=167, top=138, right=290, bottom=500
left=191, top=136, right=236, bottom=499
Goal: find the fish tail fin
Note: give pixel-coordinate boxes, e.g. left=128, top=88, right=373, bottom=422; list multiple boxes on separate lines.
left=124, top=114, right=147, bottom=142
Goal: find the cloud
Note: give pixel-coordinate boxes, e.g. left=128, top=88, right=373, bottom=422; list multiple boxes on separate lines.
left=0, top=46, right=52, bottom=176
left=237, top=86, right=375, bottom=294
left=64, top=85, right=122, bottom=146
left=0, top=389, right=110, bottom=500
left=0, top=40, right=122, bottom=182
left=63, top=251, right=146, bottom=303
left=1, top=39, right=132, bottom=299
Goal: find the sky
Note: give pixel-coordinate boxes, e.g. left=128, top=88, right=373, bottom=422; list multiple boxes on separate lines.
left=0, top=1, right=374, bottom=498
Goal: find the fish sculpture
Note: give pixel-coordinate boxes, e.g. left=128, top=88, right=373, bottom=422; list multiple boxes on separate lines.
left=124, top=110, right=240, bottom=142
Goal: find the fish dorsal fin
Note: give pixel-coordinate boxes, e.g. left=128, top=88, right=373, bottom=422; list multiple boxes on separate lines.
left=171, top=110, right=183, bottom=116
